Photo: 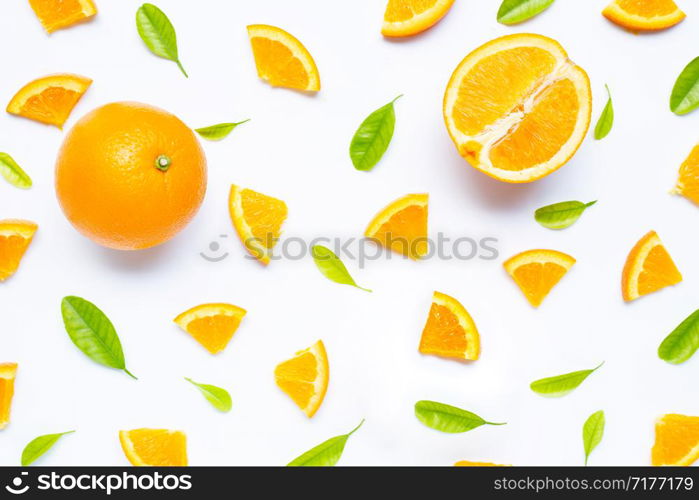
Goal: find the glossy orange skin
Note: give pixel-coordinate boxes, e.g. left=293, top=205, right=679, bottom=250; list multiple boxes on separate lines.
left=55, top=102, right=206, bottom=250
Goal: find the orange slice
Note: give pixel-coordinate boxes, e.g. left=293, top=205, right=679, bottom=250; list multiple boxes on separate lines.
left=174, top=303, right=246, bottom=354
left=443, top=34, right=591, bottom=183
left=455, top=460, right=509, bottom=466
left=651, top=414, right=699, bottom=466
left=382, top=0, right=455, bottom=37
left=28, top=0, right=97, bottom=33
left=0, top=219, right=38, bottom=282
left=247, top=24, right=320, bottom=92
left=603, top=0, right=685, bottom=32
left=119, top=429, right=187, bottom=466
left=365, top=193, right=428, bottom=260
left=0, top=363, right=18, bottom=430
left=504, top=249, right=576, bottom=307
left=419, top=291, right=480, bottom=361
left=672, top=144, right=699, bottom=207
left=229, top=185, right=288, bottom=266
left=275, top=340, right=329, bottom=418
left=622, top=231, right=682, bottom=302
left=6, top=74, right=91, bottom=128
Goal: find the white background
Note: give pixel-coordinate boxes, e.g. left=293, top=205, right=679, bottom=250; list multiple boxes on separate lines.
left=1, top=0, right=698, bottom=466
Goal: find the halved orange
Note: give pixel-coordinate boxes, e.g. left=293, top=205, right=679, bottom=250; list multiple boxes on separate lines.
left=247, top=24, right=320, bottom=92
left=455, top=460, right=509, bottom=466
left=275, top=340, right=329, bottom=418
left=0, top=219, right=38, bottom=281
left=504, top=249, right=576, bottom=307
left=229, top=185, right=288, bottom=265
left=672, top=144, right=699, bottom=207
left=444, top=34, right=591, bottom=183
left=419, top=291, right=480, bottom=361
left=651, top=414, right=699, bottom=466
left=365, top=193, right=428, bottom=260
left=174, top=303, right=247, bottom=354
left=382, top=0, right=455, bottom=37
left=6, top=74, right=91, bottom=128
left=0, top=363, right=18, bottom=430
left=622, top=231, right=682, bottom=302
left=603, top=0, right=685, bottom=32
left=119, top=429, right=187, bottom=466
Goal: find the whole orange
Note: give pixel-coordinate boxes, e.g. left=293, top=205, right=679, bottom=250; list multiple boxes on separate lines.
left=55, top=102, right=207, bottom=250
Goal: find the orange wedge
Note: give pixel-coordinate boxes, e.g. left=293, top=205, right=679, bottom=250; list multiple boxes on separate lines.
left=622, top=231, right=682, bottom=302
left=444, top=34, right=591, bottom=183
left=419, top=291, right=480, bottom=361
left=673, top=144, right=699, bottom=207
left=0, top=219, right=38, bottom=282
left=229, top=185, right=288, bottom=266
left=6, top=74, right=91, bottom=128
left=119, top=429, right=187, bottom=466
left=247, top=24, right=320, bottom=92
left=365, top=193, right=428, bottom=260
left=504, top=249, right=576, bottom=307
left=28, top=0, right=97, bottom=33
left=651, top=414, right=699, bottom=466
left=603, top=0, right=685, bottom=32
left=455, top=460, right=509, bottom=466
left=174, top=303, right=246, bottom=354
left=382, top=0, right=455, bottom=37
left=0, top=363, right=18, bottom=430
left=275, top=340, right=329, bottom=418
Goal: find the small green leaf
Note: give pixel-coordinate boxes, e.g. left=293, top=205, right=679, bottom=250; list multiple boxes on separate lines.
left=185, top=377, right=232, bottom=412
left=136, top=3, right=187, bottom=77
left=535, top=200, right=596, bottom=230
left=582, top=410, right=605, bottom=466
left=350, top=95, right=401, bottom=171
left=0, top=153, right=32, bottom=189
left=311, top=245, right=371, bottom=292
left=60, top=296, right=136, bottom=379
left=594, top=85, right=614, bottom=140
left=658, top=309, right=699, bottom=365
left=530, top=362, right=603, bottom=397
left=670, top=57, right=699, bottom=115
left=414, top=401, right=505, bottom=433
left=288, top=420, right=364, bottom=466
left=195, top=120, right=250, bottom=141
left=21, top=431, right=74, bottom=466
left=497, top=0, right=555, bottom=25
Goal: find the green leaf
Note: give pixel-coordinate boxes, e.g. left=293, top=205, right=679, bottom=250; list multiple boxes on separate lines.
left=21, top=431, right=74, bottom=466
left=311, top=245, right=371, bottom=292
left=0, top=153, right=32, bottom=189
left=195, top=120, right=250, bottom=141
left=530, top=362, right=603, bottom=397
left=185, top=377, right=232, bottom=412
left=670, top=57, right=699, bottom=115
left=288, top=420, right=364, bottom=466
left=414, top=401, right=505, bottom=433
left=60, top=296, right=136, bottom=379
left=497, top=0, right=555, bottom=25
left=136, top=3, right=187, bottom=77
left=582, top=410, right=605, bottom=466
left=594, top=85, right=614, bottom=140
left=535, top=200, right=596, bottom=230
left=350, top=95, right=401, bottom=171
left=658, top=309, right=699, bottom=365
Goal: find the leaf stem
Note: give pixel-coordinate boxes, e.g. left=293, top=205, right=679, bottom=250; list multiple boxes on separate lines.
left=123, top=368, right=138, bottom=380
left=176, top=59, right=188, bottom=78
left=485, top=421, right=507, bottom=426
left=391, top=94, right=404, bottom=104
left=355, top=285, right=373, bottom=293
left=347, top=419, right=365, bottom=436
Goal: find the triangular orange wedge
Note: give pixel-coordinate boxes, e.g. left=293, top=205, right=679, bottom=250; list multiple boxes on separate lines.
left=0, top=363, right=18, bottom=430
left=504, top=249, right=576, bottom=307
left=603, top=0, right=685, bottom=32
left=673, top=144, right=699, bottom=207
left=174, top=303, right=246, bottom=354
left=455, top=460, right=509, bottom=466
left=0, top=219, right=38, bottom=281
left=229, top=185, right=288, bottom=266
left=651, top=414, right=699, bottom=466
left=419, top=291, right=480, bottom=361
left=275, top=340, right=329, bottom=418
left=247, top=24, right=320, bottom=92
left=382, top=0, right=455, bottom=37
left=365, top=193, right=428, bottom=260
left=6, top=74, right=91, bottom=128
left=119, top=429, right=187, bottom=466
left=28, top=0, right=97, bottom=33
left=622, top=231, right=682, bottom=302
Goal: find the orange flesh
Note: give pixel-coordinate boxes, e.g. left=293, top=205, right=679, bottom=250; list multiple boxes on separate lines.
left=652, top=414, right=699, bottom=466
left=121, top=429, right=187, bottom=466
left=615, top=0, right=678, bottom=16
left=675, top=145, right=699, bottom=206
left=420, top=303, right=468, bottom=357
left=0, top=235, right=33, bottom=281
left=250, top=38, right=309, bottom=89
left=384, top=0, right=440, bottom=22
left=512, top=262, right=568, bottom=307
left=275, top=352, right=318, bottom=410
left=186, top=315, right=242, bottom=354
left=19, top=87, right=81, bottom=127
left=372, top=205, right=427, bottom=259
left=636, top=245, right=682, bottom=297
left=240, top=189, right=288, bottom=248
left=0, top=363, right=17, bottom=429
left=29, top=0, right=96, bottom=33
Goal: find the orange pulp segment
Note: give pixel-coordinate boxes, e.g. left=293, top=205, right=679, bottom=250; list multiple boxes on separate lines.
left=274, top=340, right=329, bottom=418
left=503, top=249, right=576, bottom=307
left=365, top=193, right=428, bottom=260
left=174, top=303, right=247, bottom=354
left=419, top=291, right=480, bottom=360
left=622, top=231, right=682, bottom=302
